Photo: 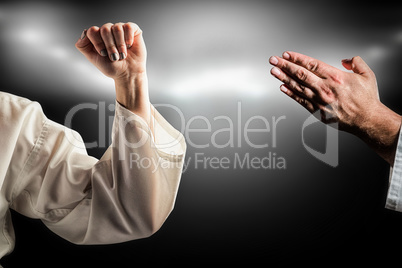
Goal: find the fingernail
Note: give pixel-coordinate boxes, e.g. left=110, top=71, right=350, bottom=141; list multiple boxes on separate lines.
left=100, top=49, right=107, bottom=57
left=269, top=56, right=278, bottom=66
left=80, top=29, right=87, bottom=40
left=283, top=52, right=290, bottom=60
left=271, top=67, right=281, bottom=77
left=111, top=52, right=119, bottom=61
left=280, top=85, right=288, bottom=93
left=119, top=52, right=126, bottom=60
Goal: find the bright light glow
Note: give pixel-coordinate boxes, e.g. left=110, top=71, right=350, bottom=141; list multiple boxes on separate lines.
left=1, top=7, right=114, bottom=97
left=48, top=46, right=69, bottom=60
left=366, top=46, right=388, bottom=60
left=171, top=66, right=267, bottom=98
left=2, top=1, right=400, bottom=102
left=15, top=28, right=45, bottom=44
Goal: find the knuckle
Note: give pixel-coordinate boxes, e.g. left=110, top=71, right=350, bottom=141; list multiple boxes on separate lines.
left=100, top=28, right=108, bottom=36
left=329, top=73, right=344, bottom=85
left=288, top=79, right=297, bottom=89
left=321, top=83, right=331, bottom=95
left=320, top=86, right=335, bottom=103
left=86, top=27, right=100, bottom=41
left=105, top=44, right=116, bottom=51
left=126, top=22, right=142, bottom=34
left=87, top=26, right=99, bottom=35
left=296, top=68, right=307, bottom=81
left=117, top=44, right=127, bottom=51
left=297, top=84, right=309, bottom=97
left=94, top=41, right=105, bottom=48
left=128, top=22, right=139, bottom=29
left=112, top=23, right=123, bottom=33
left=100, top=23, right=112, bottom=34
left=352, top=56, right=362, bottom=62
left=294, top=84, right=303, bottom=95
left=123, top=22, right=133, bottom=30
left=306, top=60, right=318, bottom=72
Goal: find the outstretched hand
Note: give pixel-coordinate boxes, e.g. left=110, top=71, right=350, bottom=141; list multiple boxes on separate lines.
left=269, top=52, right=380, bottom=132
left=269, top=51, right=401, bottom=165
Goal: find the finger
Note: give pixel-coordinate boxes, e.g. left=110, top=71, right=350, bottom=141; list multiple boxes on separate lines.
left=75, top=29, right=101, bottom=64
left=282, top=51, right=338, bottom=79
left=100, top=23, right=119, bottom=62
left=271, top=66, right=316, bottom=100
left=280, top=84, right=316, bottom=113
left=123, top=22, right=136, bottom=48
left=86, top=26, right=107, bottom=57
left=270, top=64, right=322, bottom=96
left=125, top=22, right=145, bottom=54
left=270, top=57, right=323, bottom=91
left=271, top=67, right=315, bottom=99
left=342, top=56, right=373, bottom=77
left=75, top=29, right=91, bottom=53
left=111, top=23, right=127, bottom=60
left=341, top=58, right=353, bottom=70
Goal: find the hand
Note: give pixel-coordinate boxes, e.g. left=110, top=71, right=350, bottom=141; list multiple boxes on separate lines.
left=269, top=52, right=380, bottom=131
left=75, top=22, right=146, bottom=79
left=75, top=22, right=152, bottom=128
left=269, top=51, right=401, bottom=165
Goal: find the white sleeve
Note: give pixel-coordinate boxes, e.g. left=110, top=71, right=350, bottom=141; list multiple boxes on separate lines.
left=385, top=126, right=402, bottom=211
left=10, top=101, right=186, bottom=245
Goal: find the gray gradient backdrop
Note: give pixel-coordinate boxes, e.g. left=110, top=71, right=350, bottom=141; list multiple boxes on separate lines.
left=1, top=0, right=402, bottom=266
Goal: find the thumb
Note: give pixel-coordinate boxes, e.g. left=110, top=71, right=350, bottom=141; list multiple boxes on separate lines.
left=341, top=56, right=372, bottom=76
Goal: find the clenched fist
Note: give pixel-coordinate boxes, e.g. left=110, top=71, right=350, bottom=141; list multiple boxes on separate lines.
left=75, top=22, right=151, bottom=127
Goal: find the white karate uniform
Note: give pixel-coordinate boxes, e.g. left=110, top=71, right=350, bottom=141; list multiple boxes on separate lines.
left=0, top=92, right=186, bottom=259
left=386, top=129, right=402, bottom=211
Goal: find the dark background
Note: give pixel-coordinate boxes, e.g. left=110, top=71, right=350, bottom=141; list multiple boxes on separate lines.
left=1, top=0, right=402, bottom=266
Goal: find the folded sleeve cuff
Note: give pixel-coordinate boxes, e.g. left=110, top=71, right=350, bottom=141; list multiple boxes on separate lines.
left=114, top=101, right=186, bottom=161
left=385, top=126, right=402, bottom=211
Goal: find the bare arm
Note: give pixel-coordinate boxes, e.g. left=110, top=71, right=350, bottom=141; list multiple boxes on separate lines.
left=75, top=22, right=154, bottom=134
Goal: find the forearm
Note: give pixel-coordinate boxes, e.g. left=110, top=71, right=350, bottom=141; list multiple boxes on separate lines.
left=354, top=102, right=402, bottom=165
left=114, top=72, right=154, bottom=135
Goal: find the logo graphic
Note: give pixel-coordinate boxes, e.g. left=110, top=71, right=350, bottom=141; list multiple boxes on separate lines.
left=301, top=108, right=339, bottom=167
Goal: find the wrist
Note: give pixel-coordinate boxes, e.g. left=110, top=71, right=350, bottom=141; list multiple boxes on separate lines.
left=355, top=101, right=401, bottom=164
left=114, top=72, right=148, bottom=92
left=114, top=72, right=151, bottom=119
